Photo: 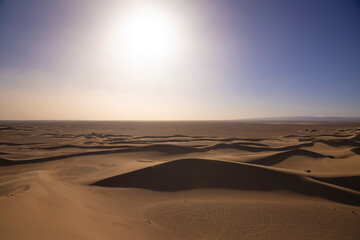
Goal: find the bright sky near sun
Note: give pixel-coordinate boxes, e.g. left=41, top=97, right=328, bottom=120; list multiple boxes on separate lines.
left=0, top=0, right=359, bottom=120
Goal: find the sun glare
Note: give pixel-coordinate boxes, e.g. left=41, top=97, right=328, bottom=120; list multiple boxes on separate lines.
left=110, top=3, right=186, bottom=70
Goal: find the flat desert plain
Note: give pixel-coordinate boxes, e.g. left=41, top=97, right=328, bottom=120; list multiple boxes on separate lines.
left=0, top=121, right=359, bottom=240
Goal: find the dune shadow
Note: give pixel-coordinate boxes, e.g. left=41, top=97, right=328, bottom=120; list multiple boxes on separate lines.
left=317, top=139, right=360, bottom=147
left=28, top=144, right=135, bottom=150
left=351, top=147, right=360, bottom=155
left=311, top=175, right=360, bottom=192
left=249, top=149, right=334, bottom=166
left=203, top=142, right=314, bottom=152
left=0, top=142, right=41, bottom=146
left=0, top=126, right=15, bottom=131
left=0, top=142, right=317, bottom=166
left=352, top=134, right=360, bottom=141
left=92, top=158, right=360, bottom=206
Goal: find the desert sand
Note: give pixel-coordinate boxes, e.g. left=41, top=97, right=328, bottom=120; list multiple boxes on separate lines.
left=0, top=121, right=359, bottom=240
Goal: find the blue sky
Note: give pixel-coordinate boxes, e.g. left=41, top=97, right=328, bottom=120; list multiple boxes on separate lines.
left=0, top=0, right=359, bottom=120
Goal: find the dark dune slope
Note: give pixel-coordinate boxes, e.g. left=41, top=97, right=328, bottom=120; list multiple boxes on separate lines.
left=249, top=149, right=334, bottom=166
left=92, top=158, right=360, bottom=206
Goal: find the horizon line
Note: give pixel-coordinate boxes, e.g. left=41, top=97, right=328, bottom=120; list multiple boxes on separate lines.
left=1, top=116, right=360, bottom=122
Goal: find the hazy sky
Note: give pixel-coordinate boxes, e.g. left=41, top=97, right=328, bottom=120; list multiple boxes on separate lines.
left=0, top=0, right=359, bottom=120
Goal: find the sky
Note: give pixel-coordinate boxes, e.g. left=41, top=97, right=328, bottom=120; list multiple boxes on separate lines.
left=0, top=0, right=359, bottom=120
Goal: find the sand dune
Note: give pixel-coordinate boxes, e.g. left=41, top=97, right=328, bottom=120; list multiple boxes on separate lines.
left=0, top=141, right=326, bottom=166
left=0, top=121, right=360, bottom=240
left=93, top=158, right=360, bottom=206
left=249, top=149, right=334, bottom=166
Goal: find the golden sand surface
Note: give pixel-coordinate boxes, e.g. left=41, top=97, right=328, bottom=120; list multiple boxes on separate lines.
left=0, top=121, right=359, bottom=239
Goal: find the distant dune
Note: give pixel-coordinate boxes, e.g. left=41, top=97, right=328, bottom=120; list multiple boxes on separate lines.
left=236, top=116, right=360, bottom=122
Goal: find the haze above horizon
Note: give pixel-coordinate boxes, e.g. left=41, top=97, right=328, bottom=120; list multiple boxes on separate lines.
left=0, top=0, right=359, bottom=120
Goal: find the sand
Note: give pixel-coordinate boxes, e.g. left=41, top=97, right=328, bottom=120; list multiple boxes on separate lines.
left=0, top=121, right=359, bottom=239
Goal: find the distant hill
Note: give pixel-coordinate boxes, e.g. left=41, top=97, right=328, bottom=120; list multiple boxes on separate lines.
left=236, top=116, right=360, bottom=122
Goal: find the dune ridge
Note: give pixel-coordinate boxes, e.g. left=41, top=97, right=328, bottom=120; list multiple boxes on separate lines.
left=248, top=149, right=334, bottom=166
left=0, top=142, right=319, bottom=166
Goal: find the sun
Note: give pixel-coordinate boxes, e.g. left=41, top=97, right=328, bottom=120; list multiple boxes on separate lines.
left=112, top=3, right=185, bottom=70
left=99, top=1, right=192, bottom=83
